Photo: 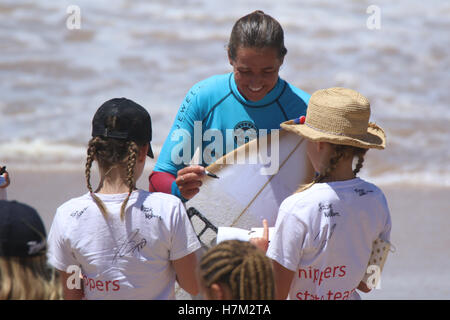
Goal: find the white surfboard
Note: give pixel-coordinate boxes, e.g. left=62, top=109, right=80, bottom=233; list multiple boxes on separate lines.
left=186, top=128, right=315, bottom=247
left=175, top=128, right=314, bottom=299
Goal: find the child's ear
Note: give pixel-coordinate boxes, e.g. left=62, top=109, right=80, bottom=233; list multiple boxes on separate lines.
left=317, top=141, right=325, bottom=152
left=318, top=141, right=333, bottom=153
left=228, top=56, right=234, bottom=67
left=209, top=283, right=224, bottom=300
left=209, top=283, right=232, bottom=300
left=138, top=144, right=149, bottom=162
left=228, top=50, right=235, bottom=67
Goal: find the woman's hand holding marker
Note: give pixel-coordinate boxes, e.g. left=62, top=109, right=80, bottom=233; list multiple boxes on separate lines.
left=176, top=165, right=205, bottom=200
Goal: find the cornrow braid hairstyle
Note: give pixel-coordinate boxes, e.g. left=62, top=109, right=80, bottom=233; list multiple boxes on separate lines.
left=297, top=144, right=368, bottom=193
left=199, top=240, right=274, bottom=300
left=85, top=137, right=140, bottom=221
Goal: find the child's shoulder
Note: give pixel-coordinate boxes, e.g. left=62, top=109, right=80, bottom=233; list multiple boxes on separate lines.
left=351, top=178, right=387, bottom=199
left=279, top=187, right=325, bottom=216
left=282, top=182, right=337, bottom=205
left=56, top=192, right=93, bottom=214
left=145, top=191, right=183, bottom=205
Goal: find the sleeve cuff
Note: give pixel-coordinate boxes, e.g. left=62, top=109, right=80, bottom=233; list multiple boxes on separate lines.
left=171, top=181, right=189, bottom=203
left=47, top=254, right=70, bottom=273
left=170, top=241, right=202, bottom=261
left=266, top=250, right=297, bottom=272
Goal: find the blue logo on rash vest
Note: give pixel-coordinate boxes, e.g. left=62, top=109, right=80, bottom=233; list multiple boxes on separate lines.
left=233, top=121, right=258, bottom=146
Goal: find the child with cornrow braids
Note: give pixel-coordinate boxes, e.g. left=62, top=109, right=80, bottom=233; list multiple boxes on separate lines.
left=47, top=98, right=201, bottom=300
left=199, top=240, right=274, bottom=300
left=265, top=87, right=392, bottom=300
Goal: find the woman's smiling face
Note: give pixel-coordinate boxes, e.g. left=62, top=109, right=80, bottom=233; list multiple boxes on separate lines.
left=229, top=47, right=283, bottom=102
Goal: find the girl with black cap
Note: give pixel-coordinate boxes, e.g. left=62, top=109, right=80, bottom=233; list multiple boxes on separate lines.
left=47, top=98, right=201, bottom=300
left=0, top=200, right=61, bottom=299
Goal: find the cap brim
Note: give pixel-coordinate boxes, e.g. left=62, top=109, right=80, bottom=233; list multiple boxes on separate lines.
left=147, top=143, right=154, bottom=158
left=281, top=120, right=386, bottom=149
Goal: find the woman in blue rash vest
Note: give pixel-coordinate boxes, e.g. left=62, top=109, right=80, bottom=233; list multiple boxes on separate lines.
left=149, top=10, right=310, bottom=201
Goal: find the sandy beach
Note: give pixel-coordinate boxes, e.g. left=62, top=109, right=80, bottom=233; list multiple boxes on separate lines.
left=5, top=167, right=450, bottom=300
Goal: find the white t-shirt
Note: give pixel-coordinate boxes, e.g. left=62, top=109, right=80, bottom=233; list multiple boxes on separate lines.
left=47, top=190, right=202, bottom=300
left=266, top=178, right=391, bottom=300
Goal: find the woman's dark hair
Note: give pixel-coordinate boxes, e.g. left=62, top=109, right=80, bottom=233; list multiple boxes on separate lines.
left=228, top=10, right=287, bottom=61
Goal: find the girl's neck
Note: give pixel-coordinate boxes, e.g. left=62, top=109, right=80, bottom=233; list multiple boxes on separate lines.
left=95, top=167, right=136, bottom=194
left=321, top=156, right=355, bottom=183
left=96, top=182, right=134, bottom=194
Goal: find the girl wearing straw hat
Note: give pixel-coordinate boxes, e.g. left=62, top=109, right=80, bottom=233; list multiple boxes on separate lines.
left=264, top=87, right=392, bottom=300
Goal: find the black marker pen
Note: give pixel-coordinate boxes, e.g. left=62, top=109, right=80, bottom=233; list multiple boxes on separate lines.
left=205, top=170, right=219, bottom=179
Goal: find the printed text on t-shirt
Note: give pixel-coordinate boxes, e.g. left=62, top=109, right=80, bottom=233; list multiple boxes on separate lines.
left=298, top=265, right=346, bottom=286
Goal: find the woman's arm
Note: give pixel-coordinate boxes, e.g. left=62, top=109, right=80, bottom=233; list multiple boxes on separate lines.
left=150, top=82, right=204, bottom=195
left=149, top=166, right=205, bottom=200
left=149, top=171, right=176, bottom=194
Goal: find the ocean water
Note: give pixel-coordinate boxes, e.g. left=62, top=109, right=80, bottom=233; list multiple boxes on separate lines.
left=0, top=0, right=449, bottom=186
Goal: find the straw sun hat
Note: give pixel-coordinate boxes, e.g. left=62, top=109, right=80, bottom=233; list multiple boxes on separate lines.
left=281, top=87, right=386, bottom=149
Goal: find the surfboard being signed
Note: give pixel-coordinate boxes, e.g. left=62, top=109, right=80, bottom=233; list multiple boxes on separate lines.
left=186, top=128, right=315, bottom=248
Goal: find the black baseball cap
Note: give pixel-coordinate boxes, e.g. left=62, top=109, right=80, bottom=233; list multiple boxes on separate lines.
left=92, top=98, right=154, bottom=158
left=0, top=200, right=47, bottom=257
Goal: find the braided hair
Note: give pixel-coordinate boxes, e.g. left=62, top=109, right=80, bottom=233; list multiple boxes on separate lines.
left=85, top=136, right=140, bottom=221
left=297, top=144, right=368, bottom=193
left=199, top=240, right=274, bottom=300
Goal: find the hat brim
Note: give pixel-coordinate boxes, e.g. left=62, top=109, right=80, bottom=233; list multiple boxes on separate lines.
left=147, top=143, right=154, bottom=158
left=281, top=120, right=386, bottom=149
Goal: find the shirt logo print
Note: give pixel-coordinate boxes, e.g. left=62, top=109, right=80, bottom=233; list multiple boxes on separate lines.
left=141, top=205, right=162, bottom=221
left=70, top=207, right=88, bottom=219
left=318, top=203, right=340, bottom=217
left=354, top=188, right=374, bottom=196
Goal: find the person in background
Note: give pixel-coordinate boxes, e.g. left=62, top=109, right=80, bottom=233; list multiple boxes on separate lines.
left=198, top=240, right=274, bottom=300
left=149, top=10, right=310, bottom=201
left=47, top=98, right=201, bottom=300
left=0, top=166, right=10, bottom=200
left=0, top=200, right=62, bottom=300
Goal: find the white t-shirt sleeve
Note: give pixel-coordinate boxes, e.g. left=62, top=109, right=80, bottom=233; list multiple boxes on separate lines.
left=168, top=201, right=202, bottom=261
left=377, top=193, right=392, bottom=242
left=47, top=210, right=79, bottom=272
left=266, top=208, right=308, bottom=272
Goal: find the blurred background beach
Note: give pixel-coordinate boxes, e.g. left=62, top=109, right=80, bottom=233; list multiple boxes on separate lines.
left=1, top=0, right=449, bottom=299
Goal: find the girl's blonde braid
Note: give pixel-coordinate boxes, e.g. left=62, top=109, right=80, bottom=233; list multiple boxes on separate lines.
left=85, top=137, right=109, bottom=219
left=119, top=141, right=139, bottom=221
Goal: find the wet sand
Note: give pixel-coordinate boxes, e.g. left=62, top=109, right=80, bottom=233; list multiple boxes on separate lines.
left=6, top=168, right=450, bottom=299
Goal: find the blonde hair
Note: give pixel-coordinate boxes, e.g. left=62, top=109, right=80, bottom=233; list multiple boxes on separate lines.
left=85, top=136, right=140, bottom=221
left=199, top=240, right=274, bottom=300
left=0, top=255, right=62, bottom=300
left=297, top=144, right=368, bottom=193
